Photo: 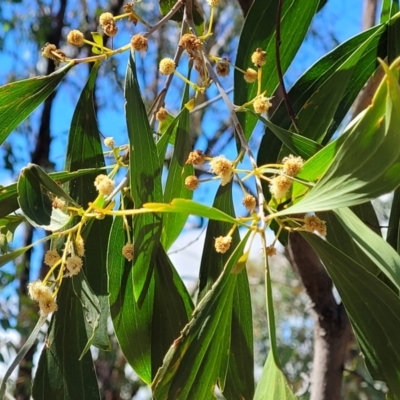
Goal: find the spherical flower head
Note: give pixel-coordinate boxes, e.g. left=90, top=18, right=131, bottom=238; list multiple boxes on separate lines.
left=52, top=197, right=65, bottom=209
left=266, top=245, right=277, bottom=257
left=75, top=236, right=85, bottom=257
left=214, top=236, right=232, bottom=254
left=242, top=194, right=256, bottom=212
left=244, top=68, right=258, bottom=83
left=44, top=250, right=61, bottom=267
left=253, top=96, right=272, bottom=114
left=184, top=175, right=200, bottom=191
left=179, top=34, right=202, bottom=53
left=39, top=297, right=58, bottom=316
left=282, top=154, right=303, bottom=177
left=41, top=43, right=57, bottom=58
left=156, top=107, right=168, bottom=122
left=159, top=58, right=175, bottom=75
left=207, top=0, right=220, bottom=6
left=186, top=150, right=206, bottom=165
left=251, top=48, right=267, bottom=67
left=131, top=34, right=148, bottom=52
left=99, top=12, right=114, bottom=27
left=94, top=174, right=115, bottom=196
left=67, top=30, right=84, bottom=47
left=210, top=155, right=233, bottom=186
left=216, top=59, right=230, bottom=77
left=28, top=280, right=50, bottom=302
left=103, top=23, right=118, bottom=37
left=269, top=175, right=292, bottom=199
left=122, top=243, right=134, bottom=261
left=104, top=137, right=115, bottom=148
left=303, top=215, right=327, bottom=237
left=66, top=255, right=83, bottom=277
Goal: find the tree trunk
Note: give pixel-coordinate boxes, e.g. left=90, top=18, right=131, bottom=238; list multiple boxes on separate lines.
left=288, top=232, right=351, bottom=400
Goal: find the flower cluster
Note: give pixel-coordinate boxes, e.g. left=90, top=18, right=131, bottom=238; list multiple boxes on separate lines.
left=99, top=12, right=118, bottom=37
left=303, top=215, right=327, bottom=237
left=209, top=155, right=234, bottom=186
left=122, top=243, right=134, bottom=261
left=131, top=34, right=148, bottom=52
left=214, top=235, right=232, bottom=253
left=28, top=281, right=57, bottom=316
left=94, top=174, right=115, bottom=196
left=67, top=30, right=84, bottom=47
left=159, top=58, right=176, bottom=75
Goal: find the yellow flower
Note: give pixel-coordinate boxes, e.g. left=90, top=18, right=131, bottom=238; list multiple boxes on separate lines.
left=104, top=137, right=115, bottom=148
left=207, top=0, right=220, bottom=6
left=243, top=68, right=258, bottom=83
left=186, top=150, right=206, bottom=165
left=159, top=58, right=175, bottom=75
left=66, top=256, right=83, bottom=277
left=269, top=175, right=292, bottom=199
left=214, top=236, right=232, bottom=253
left=253, top=96, right=272, bottom=114
left=209, top=155, right=233, bottom=186
left=131, top=34, right=148, bottom=52
left=94, top=174, right=115, bottom=196
left=184, top=175, right=200, bottom=190
left=242, top=194, right=256, bottom=212
left=67, top=30, right=84, bottom=47
left=156, top=107, right=168, bottom=121
left=265, top=245, right=277, bottom=257
left=251, top=48, right=267, bottom=67
left=99, top=12, right=114, bottom=26
left=282, top=154, right=303, bottom=177
left=122, top=243, right=134, bottom=261
left=303, top=215, right=327, bottom=237
left=44, top=250, right=61, bottom=267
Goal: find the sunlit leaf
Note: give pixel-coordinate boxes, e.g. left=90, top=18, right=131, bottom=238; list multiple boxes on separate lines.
left=234, top=0, right=320, bottom=138
left=125, top=52, right=163, bottom=305
left=152, top=232, right=250, bottom=399
left=0, top=62, right=73, bottom=144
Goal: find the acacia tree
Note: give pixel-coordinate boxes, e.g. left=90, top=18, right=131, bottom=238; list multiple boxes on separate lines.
left=1, top=0, right=400, bottom=399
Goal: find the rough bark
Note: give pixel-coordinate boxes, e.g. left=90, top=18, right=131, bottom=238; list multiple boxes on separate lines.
left=288, top=233, right=351, bottom=400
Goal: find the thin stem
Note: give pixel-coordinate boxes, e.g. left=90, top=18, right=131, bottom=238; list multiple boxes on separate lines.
left=276, top=0, right=298, bottom=131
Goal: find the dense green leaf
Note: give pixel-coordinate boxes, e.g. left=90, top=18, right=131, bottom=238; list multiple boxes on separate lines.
left=0, top=167, right=106, bottom=219
left=152, top=232, right=250, bottom=399
left=32, top=280, right=101, bottom=400
left=257, top=21, right=389, bottom=195
left=254, top=113, right=322, bottom=159
left=302, top=232, right=400, bottom=397
left=108, top=211, right=193, bottom=384
left=17, top=165, right=53, bottom=226
left=0, top=62, right=73, bottom=144
left=198, top=183, right=254, bottom=399
left=144, top=198, right=247, bottom=226
left=234, top=0, right=320, bottom=138
left=125, top=52, right=163, bottom=305
left=272, top=58, right=400, bottom=217
left=254, top=352, right=297, bottom=400
left=161, top=75, right=193, bottom=251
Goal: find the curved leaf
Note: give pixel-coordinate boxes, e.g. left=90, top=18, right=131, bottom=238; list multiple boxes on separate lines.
left=234, top=0, right=320, bottom=138
left=125, top=52, right=163, bottom=305
left=0, top=62, right=73, bottom=144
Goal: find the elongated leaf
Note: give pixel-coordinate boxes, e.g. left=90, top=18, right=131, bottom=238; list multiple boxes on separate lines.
left=0, top=62, right=73, bottom=144
left=254, top=352, right=297, bottom=400
left=17, top=166, right=53, bottom=226
left=0, top=167, right=106, bottom=219
left=234, top=0, right=320, bottom=138
left=161, top=76, right=193, bottom=251
left=254, top=113, right=322, bottom=159
left=33, top=62, right=109, bottom=399
left=64, top=61, right=111, bottom=351
left=32, top=280, right=101, bottom=400
left=144, top=198, right=247, bottom=226
left=198, top=183, right=254, bottom=399
left=387, top=188, right=400, bottom=253
left=272, top=58, right=400, bottom=217
left=152, top=232, right=250, bottom=399
left=257, top=21, right=389, bottom=194
left=108, top=210, right=193, bottom=384
left=71, top=272, right=101, bottom=359
left=302, top=232, right=400, bottom=396
left=125, top=52, right=163, bottom=305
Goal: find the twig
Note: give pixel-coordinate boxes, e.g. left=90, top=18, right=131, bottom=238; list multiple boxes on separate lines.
left=275, top=0, right=298, bottom=131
